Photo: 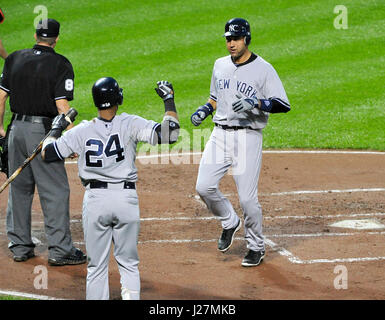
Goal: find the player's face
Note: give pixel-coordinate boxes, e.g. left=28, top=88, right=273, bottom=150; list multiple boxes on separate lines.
left=226, top=36, right=247, bottom=62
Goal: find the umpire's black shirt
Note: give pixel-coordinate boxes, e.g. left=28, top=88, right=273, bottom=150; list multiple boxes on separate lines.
left=0, top=44, right=74, bottom=117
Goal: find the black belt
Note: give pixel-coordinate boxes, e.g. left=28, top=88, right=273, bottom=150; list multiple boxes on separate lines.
left=89, top=181, right=136, bottom=190
left=215, top=123, right=255, bottom=131
left=14, top=114, right=53, bottom=124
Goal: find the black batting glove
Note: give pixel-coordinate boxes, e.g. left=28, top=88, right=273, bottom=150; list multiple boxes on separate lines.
left=155, top=80, right=174, bottom=101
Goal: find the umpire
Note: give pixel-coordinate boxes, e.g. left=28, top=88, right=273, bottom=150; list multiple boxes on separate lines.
left=0, top=18, right=86, bottom=265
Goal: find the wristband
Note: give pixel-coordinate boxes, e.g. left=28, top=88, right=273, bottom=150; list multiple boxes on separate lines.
left=204, top=102, right=214, bottom=114
left=258, top=99, right=273, bottom=112
left=164, top=98, right=176, bottom=113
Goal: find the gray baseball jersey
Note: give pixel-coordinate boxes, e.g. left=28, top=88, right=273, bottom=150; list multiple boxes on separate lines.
left=210, top=54, right=289, bottom=129
left=54, top=113, right=158, bottom=182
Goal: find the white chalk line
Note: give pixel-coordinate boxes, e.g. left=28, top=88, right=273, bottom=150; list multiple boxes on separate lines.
left=2, top=211, right=381, bottom=228
left=0, top=290, right=64, bottom=300
left=72, top=230, right=384, bottom=245
left=267, top=188, right=385, bottom=196
left=64, top=149, right=385, bottom=164
left=220, top=188, right=385, bottom=198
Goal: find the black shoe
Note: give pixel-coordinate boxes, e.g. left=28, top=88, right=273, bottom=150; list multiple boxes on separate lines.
left=13, top=251, right=35, bottom=262
left=218, top=219, right=242, bottom=252
left=48, top=248, right=87, bottom=266
left=242, top=249, right=265, bottom=267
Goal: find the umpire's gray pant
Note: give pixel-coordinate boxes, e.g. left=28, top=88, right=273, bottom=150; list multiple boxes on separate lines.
left=6, top=120, right=74, bottom=258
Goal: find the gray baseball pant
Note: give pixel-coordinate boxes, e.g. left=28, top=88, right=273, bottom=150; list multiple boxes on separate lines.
left=82, top=187, right=140, bottom=300
left=196, top=127, right=265, bottom=251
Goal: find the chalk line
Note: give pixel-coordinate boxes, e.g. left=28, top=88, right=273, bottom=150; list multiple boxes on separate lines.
left=64, top=149, right=385, bottom=164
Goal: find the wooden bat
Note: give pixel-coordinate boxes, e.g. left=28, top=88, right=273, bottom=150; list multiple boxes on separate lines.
left=0, top=108, right=77, bottom=194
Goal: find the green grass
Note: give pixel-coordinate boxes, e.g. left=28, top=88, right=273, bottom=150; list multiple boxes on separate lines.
left=0, top=294, right=35, bottom=300
left=1, top=0, right=384, bottom=150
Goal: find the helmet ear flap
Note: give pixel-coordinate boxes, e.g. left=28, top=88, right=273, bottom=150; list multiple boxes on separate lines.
left=117, top=88, right=123, bottom=105
left=244, top=36, right=251, bottom=46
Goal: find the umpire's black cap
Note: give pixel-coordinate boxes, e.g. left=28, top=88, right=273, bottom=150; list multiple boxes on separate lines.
left=36, top=18, right=60, bottom=38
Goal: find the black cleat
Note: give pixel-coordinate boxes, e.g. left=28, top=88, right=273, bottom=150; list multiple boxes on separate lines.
left=241, top=249, right=265, bottom=267
left=48, top=248, right=87, bottom=266
left=218, top=219, right=242, bottom=252
left=13, top=251, right=35, bottom=262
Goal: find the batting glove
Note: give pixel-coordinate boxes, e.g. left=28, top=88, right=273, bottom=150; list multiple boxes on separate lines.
left=232, top=93, right=259, bottom=113
left=191, top=103, right=214, bottom=126
left=155, top=80, right=174, bottom=101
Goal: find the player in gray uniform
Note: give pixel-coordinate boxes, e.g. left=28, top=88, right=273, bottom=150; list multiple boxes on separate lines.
left=191, top=18, right=290, bottom=267
left=41, top=77, right=180, bottom=300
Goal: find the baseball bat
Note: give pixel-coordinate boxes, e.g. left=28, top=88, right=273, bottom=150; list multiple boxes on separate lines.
left=0, top=108, right=78, bottom=194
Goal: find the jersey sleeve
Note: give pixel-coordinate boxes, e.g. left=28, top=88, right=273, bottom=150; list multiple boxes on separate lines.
left=209, top=62, right=217, bottom=102
left=0, top=54, right=12, bottom=93
left=262, top=64, right=290, bottom=106
left=54, top=59, right=74, bottom=101
left=129, top=116, right=159, bottom=146
left=54, top=123, right=83, bottom=159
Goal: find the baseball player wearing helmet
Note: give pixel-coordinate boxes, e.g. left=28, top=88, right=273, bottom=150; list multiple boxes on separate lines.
left=191, top=18, right=290, bottom=267
left=42, top=77, right=180, bottom=300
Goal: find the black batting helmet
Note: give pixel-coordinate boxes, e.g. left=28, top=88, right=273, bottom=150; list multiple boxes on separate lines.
left=223, top=18, right=251, bottom=45
left=92, top=77, right=123, bottom=109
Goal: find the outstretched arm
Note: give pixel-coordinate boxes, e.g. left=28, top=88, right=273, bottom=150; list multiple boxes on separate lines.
left=154, top=80, right=180, bottom=144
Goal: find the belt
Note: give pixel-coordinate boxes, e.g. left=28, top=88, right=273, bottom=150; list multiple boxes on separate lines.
left=215, top=123, right=255, bottom=131
left=89, top=181, right=136, bottom=190
left=14, top=114, right=53, bottom=124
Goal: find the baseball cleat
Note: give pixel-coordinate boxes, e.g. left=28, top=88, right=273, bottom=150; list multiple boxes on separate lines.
left=218, top=219, right=242, bottom=252
left=48, top=247, right=87, bottom=266
left=241, top=249, right=265, bottom=267
left=13, top=251, right=35, bottom=262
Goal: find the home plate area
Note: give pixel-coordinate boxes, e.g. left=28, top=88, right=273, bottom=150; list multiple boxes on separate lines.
left=0, top=150, right=384, bottom=299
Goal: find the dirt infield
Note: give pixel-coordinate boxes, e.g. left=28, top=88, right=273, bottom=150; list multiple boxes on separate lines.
left=0, top=150, right=385, bottom=300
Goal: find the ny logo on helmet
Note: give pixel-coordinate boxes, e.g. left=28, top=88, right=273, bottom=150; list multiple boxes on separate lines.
left=229, top=24, right=239, bottom=32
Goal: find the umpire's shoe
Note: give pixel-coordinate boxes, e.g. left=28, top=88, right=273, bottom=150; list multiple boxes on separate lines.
left=241, top=249, right=265, bottom=267
left=48, top=247, right=87, bottom=266
left=218, top=219, right=242, bottom=252
left=13, top=251, right=35, bottom=262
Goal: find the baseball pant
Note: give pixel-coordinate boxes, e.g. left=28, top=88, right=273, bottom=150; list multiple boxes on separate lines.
left=6, top=120, right=74, bottom=258
left=196, top=126, right=265, bottom=251
left=82, top=187, right=140, bottom=300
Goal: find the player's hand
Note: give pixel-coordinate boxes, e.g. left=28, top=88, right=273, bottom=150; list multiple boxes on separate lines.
left=191, top=104, right=213, bottom=126
left=232, top=93, right=258, bottom=113
left=155, top=80, right=174, bottom=101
